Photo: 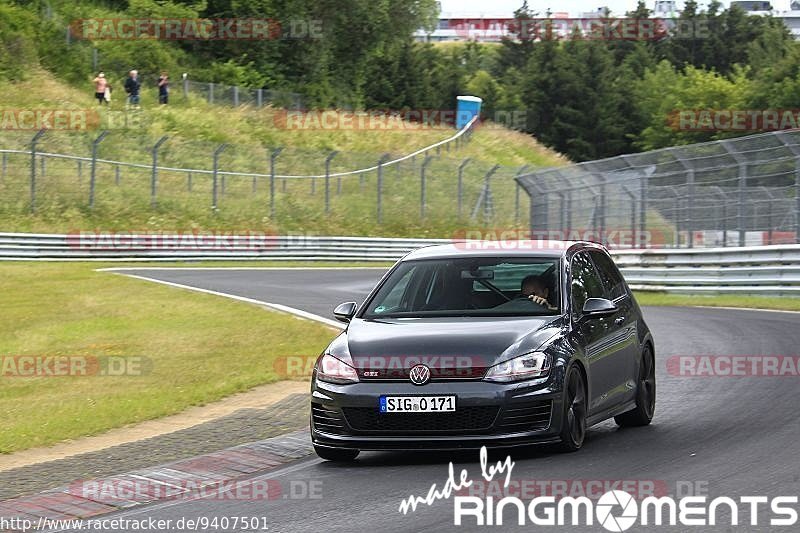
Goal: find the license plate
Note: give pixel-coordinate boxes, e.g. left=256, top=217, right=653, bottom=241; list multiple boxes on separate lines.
left=379, top=396, right=456, bottom=413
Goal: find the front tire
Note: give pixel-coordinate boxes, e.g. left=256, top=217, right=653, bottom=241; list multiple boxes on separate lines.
left=314, top=445, right=360, bottom=462
left=615, top=346, right=656, bottom=427
left=556, top=366, right=587, bottom=452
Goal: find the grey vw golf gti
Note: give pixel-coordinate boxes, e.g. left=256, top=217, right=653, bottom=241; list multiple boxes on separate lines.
left=311, top=241, right=655, bottom=461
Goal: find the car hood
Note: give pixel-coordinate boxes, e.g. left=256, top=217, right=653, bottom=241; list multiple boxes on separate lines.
left=344, top=315, right=563, bottom=380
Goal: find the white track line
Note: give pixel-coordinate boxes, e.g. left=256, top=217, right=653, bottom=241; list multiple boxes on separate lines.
left=692, top=305, right=800, bottom=315
left=110, top=272, right=345, bottom=330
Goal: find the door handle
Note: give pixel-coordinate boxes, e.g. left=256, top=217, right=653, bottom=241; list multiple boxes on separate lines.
left=614, top=317, right=625, bottom=325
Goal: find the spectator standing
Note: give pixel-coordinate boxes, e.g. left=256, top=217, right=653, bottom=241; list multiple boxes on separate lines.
left=124, top=70, right=141, bottom=108
left=92, top=73, right=108, bottom=105
left=157, top=72, right=169, bottom=105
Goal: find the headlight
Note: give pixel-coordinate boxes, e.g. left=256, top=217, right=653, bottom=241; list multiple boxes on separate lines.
left=484, top=352, right=551, bottom=383
left=316, top=353, right=359, bottom=384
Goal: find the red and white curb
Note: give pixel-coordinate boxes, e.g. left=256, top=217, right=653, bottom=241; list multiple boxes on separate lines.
left=0, top=430, right=312, bottom=531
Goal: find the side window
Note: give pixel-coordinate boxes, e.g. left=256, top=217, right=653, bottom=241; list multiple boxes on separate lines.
left=590, top=251, right=629, bottom=300
left=570, top=252, right=606, bottom=319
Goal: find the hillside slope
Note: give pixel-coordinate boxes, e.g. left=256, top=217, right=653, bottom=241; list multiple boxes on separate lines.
left=0, top=71, right=566, bottom=236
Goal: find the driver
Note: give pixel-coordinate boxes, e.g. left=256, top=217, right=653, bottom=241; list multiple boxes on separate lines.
left=521, top=275, right=557, bottom=310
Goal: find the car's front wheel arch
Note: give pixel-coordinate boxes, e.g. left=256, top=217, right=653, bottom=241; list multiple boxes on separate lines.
left=556, top=362, right=588, bottom=452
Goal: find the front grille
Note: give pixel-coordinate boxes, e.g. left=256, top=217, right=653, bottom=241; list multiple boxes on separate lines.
left=497, top=400, right=552, bottom=432
left=342, top=406, right=499, bottom=434
left=312, top=404, right=347, bottom=435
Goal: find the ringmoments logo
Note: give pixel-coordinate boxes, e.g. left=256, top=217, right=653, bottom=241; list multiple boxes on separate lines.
left=397, top=447, right=799, bottom=530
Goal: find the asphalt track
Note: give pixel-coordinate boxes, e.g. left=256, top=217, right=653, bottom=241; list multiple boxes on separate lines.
left=58, top=268, right=800, bottom=532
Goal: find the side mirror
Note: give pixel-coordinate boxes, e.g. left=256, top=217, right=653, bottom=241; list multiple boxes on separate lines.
left=333, top=301, right=358, bottom=323
left=582, top=298, right=618, bottom=319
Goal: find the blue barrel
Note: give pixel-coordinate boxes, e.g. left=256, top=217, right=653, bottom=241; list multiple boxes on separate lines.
left=456, top=95, right=482, bottom=129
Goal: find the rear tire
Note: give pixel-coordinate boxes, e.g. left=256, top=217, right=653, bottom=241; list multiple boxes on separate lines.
left=314, top=445, right=360, bottom=462
left=556, top=366, right=587, bottom=452
left=615, top=346, right=656, bottom=427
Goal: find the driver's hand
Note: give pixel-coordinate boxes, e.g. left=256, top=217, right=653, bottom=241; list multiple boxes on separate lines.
left=527, top=295, right=548, bottom=306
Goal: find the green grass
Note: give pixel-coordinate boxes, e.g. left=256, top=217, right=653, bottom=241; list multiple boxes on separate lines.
left=634, top=291, right=800, bottom=312
left=0, top=262, right=338, bottom=453
left=0, top=70, right=566, bottom=237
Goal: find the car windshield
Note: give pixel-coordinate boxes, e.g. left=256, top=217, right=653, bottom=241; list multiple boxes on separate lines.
left=362, top=257, right=561, bottom=318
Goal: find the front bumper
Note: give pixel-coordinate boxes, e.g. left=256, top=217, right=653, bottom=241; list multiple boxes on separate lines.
left=310, top=376, right=565, bottom=451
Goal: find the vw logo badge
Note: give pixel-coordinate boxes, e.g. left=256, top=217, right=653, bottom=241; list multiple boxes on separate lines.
left=408, top=364, right=431, bottom=385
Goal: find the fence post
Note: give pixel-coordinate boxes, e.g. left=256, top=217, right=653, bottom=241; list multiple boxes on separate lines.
left=686, top=168, right=695, bottom=247
left=187, top=171, right=193, bottom=192
left=183, top=75, right=189, bottom=99
left=89, top=130, right=109, bottom=209
left=515, top=165, right=530, bottom=223
left=269, top=147, right=283, bottom=218
left=151, top=136, right=168, bottom=208
left=662, top=189, right=680, bottom=247
left=599, top=175, right=607, bottom=245
left=212, top=144, right=228, bottom=210
left=673, top=151, right=695, bottom=248
left=29, top=129, right=46, bottom=214
left=257, top=89, right=263, bottom=108
left=115, top=164, right=120, bottom=185
left=233, top=86, right=239, bottom=107
left=324, top=151, right=339, bottom=214
left=420, top=155, right=434, bottom=219
left=483, top=165, right=500, bottom=223
left=736, top=160, right=747, bottom=246
left=377, top=153, right=390, bottom=224
left=768, top=200, right=774, bottom=245
left=209, top=82, right=214, bottom=104
left=621, top=185, right=637, bottom=246
left=77, top=160, right=82, bottom=179
left=722, top=203, right=728, bottom=247
left=639, top=173, right=648, bottom=248
left=457, top=158, right=471, bottom=218
left=552, top=171, right=571, bottom=236
left=471, top=165, right=500, bottom=222
left=722, top=141, right=747, bottom=247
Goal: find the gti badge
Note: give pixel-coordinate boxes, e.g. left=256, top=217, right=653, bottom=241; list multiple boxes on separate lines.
left=408, top=364, right=431, bottom=385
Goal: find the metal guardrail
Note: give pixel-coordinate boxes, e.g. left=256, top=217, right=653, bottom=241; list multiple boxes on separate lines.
left=1, top=233, right=798, bottom=295
left=613, top=245, right=800, bottom=294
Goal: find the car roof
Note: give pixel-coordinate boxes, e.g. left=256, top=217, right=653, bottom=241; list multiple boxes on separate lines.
left=401, top=241, right=607, bottom=261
